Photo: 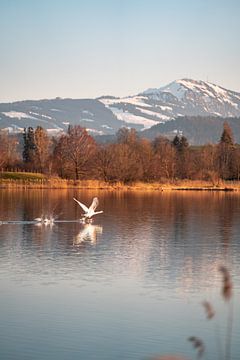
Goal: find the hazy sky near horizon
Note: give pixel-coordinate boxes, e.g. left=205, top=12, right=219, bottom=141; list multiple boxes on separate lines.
left=0, top=0, right=239, bottom=102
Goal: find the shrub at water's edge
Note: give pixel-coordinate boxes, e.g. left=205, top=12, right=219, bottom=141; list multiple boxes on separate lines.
left=1, top=172, right=240, bottom=190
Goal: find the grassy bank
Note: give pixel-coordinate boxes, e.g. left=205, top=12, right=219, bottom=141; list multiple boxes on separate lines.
left=0, top=171, right=46, bottom=181
left=1, top=171, right=240, bottom=191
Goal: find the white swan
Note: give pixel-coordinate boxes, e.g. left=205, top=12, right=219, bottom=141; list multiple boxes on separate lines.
left=73, top=197, right=103, bottom=219
left=34, top=215, right=55, bottom=225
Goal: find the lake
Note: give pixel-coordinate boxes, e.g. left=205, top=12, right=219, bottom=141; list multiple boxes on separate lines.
left=0, top=190, right=239, bottom=360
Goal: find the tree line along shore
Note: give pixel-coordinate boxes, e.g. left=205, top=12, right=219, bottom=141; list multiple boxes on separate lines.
left=0, top=122, right=240, bottom=190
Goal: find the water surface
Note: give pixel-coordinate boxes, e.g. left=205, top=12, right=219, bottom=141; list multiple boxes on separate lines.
left=0, top=190, right=240, bottom=359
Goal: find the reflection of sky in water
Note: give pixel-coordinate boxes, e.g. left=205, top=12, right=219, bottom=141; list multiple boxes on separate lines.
left=0, top=190, right=240, bottom=360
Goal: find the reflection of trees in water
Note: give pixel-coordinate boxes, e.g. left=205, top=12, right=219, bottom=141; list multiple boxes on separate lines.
left=217, top=194, right=235, bottom=253
left=171, top=195, right=189, bottom=244
left=120, top=192, right=240, bottom=293
left=0, top=189, right=67, bottom=223
left=20, top=221, right=59, bottom=254
left=1, top=191, right=240, bottom=291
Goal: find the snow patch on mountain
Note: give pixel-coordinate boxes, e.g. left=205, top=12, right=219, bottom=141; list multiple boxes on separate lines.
left=100, top=95, right=150, bottom=108
left=47, top=128, right=63, bottom=133
left=157, top=105, right=173, bottom=111
left=29, top=111, right=53, bottom=120
left=136, top=107, right=170, bottom=121
left=87, top=128, right=103, bottom=135
left=2, top=111, right=38, bottom=120
left=108, top=107, right=159, bottom=128
left=82, top=110, right=94, bottom=116
left=80, top=118, right=94, bottom=122
left=101, top=124, right=113, bottom=129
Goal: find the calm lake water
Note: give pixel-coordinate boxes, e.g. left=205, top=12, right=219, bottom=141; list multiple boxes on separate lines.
left=0, top=190, right=240, bottom=360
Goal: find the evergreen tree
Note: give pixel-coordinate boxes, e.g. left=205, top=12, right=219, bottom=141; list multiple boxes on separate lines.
left=172, top=135, right=190, bottom=178
left=218, top=122, right=235, bottom=179
left=179, top=136, right=189, bottom=151
left=220, top=122, right=234, bottom=145
left=172, top=135, right=181, bottom=149
left=22, top=127, right=35, bottom=163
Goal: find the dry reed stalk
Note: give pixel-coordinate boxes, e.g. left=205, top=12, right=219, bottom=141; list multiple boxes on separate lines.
left=218, top=266, right=233, bottom=301
left=188, top=336, right=205, bottom=358
left=202, top=301, right=215, bottom=320
left=218, top=266, right=234, bottom=360
left=202, top=299, right=223, bottom=360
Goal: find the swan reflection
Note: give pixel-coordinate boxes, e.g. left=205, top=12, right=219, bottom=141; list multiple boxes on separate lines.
left=73, top=224, right=103, bottom=245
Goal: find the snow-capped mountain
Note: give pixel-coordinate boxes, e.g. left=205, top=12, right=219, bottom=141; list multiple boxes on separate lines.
left=0, top=98, right=125, bottom=135
left=0, top=79, right=240, bottom=135
left=99, top=79, right=240, bottom=130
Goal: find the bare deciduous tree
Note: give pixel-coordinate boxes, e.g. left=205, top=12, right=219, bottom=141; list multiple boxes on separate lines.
left=0, top=131, right=19, bottom=169
left=34, top=126, right=52, bottom=173
left=54, top=126, right=96, bottom=180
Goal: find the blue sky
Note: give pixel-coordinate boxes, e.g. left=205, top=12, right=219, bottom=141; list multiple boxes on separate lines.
left=0, top=0, right=239, bottom=101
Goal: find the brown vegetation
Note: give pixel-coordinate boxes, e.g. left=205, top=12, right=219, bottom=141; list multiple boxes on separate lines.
left=1, top=123, right=240, bottom=186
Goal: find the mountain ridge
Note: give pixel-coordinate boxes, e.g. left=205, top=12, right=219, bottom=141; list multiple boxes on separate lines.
left=0, top=79, right=240, bottom=141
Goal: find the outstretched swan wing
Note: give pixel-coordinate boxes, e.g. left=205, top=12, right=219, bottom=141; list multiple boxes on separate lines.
left=89, top=197, right=99, bottom=212
left=73, top=198, right=89, bottom=213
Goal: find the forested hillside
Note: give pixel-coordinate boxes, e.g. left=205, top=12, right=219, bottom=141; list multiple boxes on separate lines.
left=140, top=116, right=240, bottom=145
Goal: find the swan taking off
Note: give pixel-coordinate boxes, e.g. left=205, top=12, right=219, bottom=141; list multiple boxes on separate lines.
left=73, top=197, right=103, bottom=219
left=34, top=215, right=55, bottom=225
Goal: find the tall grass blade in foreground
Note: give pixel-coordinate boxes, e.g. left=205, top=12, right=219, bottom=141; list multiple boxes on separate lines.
left=147, top=265, right=235, bottom=360
left=201, top=300, right=223, bottom=360
left=188, top=337, right=205, bottom=358
left=202, top=301, right=215, bottom=320
left=219, top=266, right=233, bottom=360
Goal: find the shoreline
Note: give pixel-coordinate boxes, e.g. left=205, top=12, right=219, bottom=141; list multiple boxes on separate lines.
left=0, top=177, right=240, bottom=191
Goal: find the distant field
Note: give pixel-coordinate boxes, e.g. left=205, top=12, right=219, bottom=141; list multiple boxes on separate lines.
left=0, top=172, right=110, bottom=189
left=0, top=171, right=46, bottom=181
